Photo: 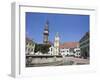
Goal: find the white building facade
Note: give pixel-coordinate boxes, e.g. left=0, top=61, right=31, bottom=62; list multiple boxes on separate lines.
left=54, top=32, right=60, bottom=55
left=60, top=48, right=70, bottom=56
left=74, top=47, right=80, bottom=57
left=48, top=32, right=60, bottom=55
left=48, top=46, right=54, bottom=55
left=59, top=42, right=80, bottom=57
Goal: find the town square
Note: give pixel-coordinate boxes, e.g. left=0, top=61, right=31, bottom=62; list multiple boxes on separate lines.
left=25, top=12, right=89, bottom=67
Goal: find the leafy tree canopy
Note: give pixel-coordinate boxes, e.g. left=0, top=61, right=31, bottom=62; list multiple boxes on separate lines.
left=34, top=44, right=51, bottom=54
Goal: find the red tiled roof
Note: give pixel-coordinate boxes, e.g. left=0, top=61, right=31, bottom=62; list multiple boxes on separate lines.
left=60, top=42, right=79, bottom=49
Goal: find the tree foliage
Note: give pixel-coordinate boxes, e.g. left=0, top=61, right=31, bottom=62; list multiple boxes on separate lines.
left=34, top=44, right=51, bottom=54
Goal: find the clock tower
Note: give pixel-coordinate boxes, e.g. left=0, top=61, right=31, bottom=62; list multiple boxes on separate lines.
left=43, top=21, right=49, bottom=44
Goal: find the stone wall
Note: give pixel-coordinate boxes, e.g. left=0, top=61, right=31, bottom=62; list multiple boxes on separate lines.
left=26, top=55, right=63, bottom=64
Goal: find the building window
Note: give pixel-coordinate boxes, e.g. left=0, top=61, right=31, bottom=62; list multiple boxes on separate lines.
left=26, top=42, right=28, bottom=45
left=28, top=48, right=30, bottom=51
left=26, top=47, right=27, bottom=50
left=31, top=49, right=33, bottom=52
left=29, top=43, right=31, bottom=46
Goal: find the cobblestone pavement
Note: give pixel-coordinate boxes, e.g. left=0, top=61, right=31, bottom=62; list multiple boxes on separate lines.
left=65, top=57, right=89, bottom=65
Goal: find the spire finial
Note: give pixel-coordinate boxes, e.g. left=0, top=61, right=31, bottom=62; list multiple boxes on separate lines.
left=45, top=20, right=49, bottom=30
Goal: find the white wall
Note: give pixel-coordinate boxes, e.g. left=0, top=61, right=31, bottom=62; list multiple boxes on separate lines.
left=0, top=0, right=100, bottom=80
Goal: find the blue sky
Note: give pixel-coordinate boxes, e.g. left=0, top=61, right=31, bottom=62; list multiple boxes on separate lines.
left=26, top=12, right=89, bottom=43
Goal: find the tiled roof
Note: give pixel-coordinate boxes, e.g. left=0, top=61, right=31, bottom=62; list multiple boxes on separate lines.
left=60, top=42, right=79, bottom=49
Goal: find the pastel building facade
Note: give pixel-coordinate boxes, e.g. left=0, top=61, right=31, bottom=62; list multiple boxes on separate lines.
left=25, top=37, right=35, bottom=55
left=60, top=42, right=80, bottom=57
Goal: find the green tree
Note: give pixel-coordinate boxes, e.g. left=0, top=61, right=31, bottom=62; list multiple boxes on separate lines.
left=34, top=44, right=51, bottom=54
